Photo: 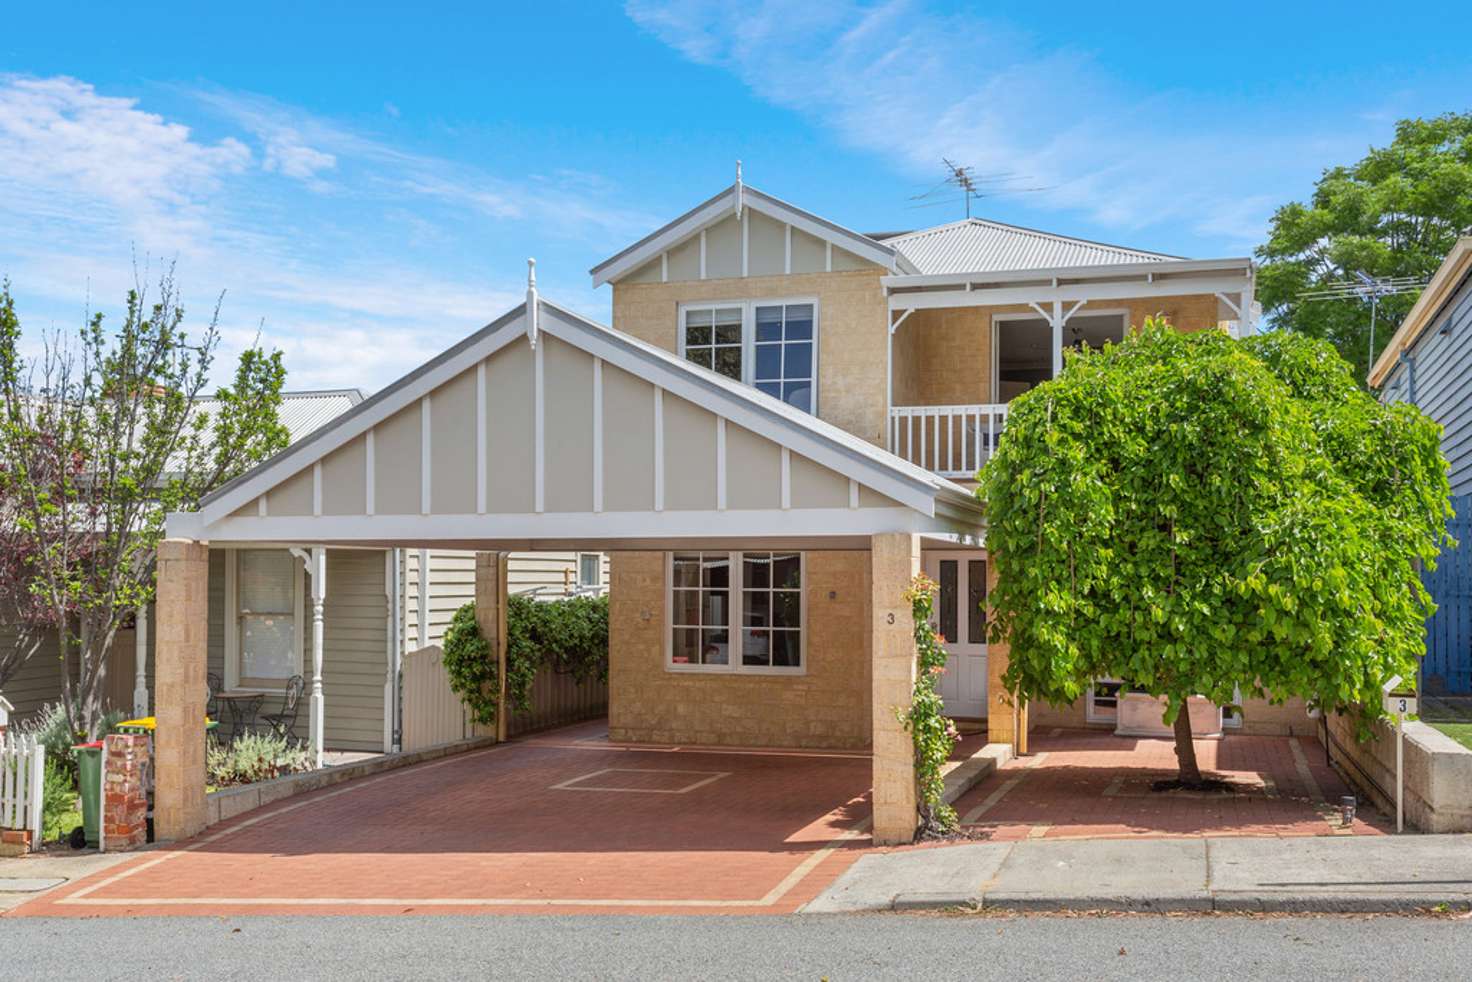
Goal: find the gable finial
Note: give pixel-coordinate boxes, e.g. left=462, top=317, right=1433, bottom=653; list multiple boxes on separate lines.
left=735, top=159, right=743, bottom=220
left=526, top=257, right=539, bottom=349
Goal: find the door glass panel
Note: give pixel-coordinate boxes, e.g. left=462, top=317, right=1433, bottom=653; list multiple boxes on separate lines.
left=967, top=560, right=987, bottom=644
left=938, top=560, right=957, bottom=643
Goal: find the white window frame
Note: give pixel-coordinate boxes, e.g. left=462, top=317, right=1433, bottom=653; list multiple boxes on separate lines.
left=1086, top=677, right=1125, bottom=724
left=223, top=547, right=306, bottom=692
left=664, top=550, right=807, bottom=676
left=576, top=552, right=603, bottom=590
left=676, top=297, right=820, bottom=414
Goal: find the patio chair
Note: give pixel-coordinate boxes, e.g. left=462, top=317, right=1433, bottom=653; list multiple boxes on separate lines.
left=262, top=674, right=305, bottom=738
left=206, top=672, right=223, bottom=721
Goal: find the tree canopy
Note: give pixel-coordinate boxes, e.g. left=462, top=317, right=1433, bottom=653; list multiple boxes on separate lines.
left=0, top=272, right=289, bottom=736
left=980, top=321, right=1452, bottom=779
left=1256, top=112, right=1472, bottom=381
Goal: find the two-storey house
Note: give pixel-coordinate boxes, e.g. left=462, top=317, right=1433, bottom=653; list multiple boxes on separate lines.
left=591, top=178, right=1312, bottom=746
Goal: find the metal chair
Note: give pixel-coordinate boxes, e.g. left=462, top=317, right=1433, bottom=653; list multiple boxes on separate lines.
left=206, top=672, right=223, bottom=721
left=262, top=675, right=305, bottom=738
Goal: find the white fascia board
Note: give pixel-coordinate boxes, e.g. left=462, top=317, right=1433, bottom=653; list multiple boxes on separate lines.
left=191, top=310, right=528, bottom=527
left=591, top=189, right=737, bottom=287
left=887, top=273, right=1254, bottom=312
left=537, top=305, right=943, bottom=515
left=881, top=257, right=1253, bottom=291
left=590, top=184, right=912, bottom=287
left=171, top=506, right=972, bottom=547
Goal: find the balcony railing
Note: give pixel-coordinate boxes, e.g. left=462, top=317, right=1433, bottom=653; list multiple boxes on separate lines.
left=888, top=403, right=1009, bottom=479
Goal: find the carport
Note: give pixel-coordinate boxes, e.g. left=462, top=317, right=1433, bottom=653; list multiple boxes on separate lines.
left=153, top=271, right=986, bottom=848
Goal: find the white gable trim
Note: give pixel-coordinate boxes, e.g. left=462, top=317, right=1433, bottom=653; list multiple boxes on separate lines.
left=189, top=308, right=528, bottom=527
left=590, top=184, right=917, bottom=287
left=175, top=296, right=983, bottom=541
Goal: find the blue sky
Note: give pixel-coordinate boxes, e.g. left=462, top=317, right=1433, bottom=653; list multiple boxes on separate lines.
left=3, top=1, right=1470, bottom=391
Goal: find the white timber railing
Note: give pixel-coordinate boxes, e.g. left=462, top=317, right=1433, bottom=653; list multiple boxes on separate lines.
left=888, top=404, right=1009, bottom=479
left=1, top=732, right=45, bottom=845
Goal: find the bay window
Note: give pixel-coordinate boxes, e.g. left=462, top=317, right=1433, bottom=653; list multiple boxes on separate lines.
left=678, top=299, right=818, bottom=414
left=668, top=551, right=805, bottom=673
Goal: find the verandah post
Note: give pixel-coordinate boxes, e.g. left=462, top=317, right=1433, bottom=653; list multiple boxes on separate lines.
left=871, top=532, right=921, bottom=845
left=154, top=538, right=209, bottom=842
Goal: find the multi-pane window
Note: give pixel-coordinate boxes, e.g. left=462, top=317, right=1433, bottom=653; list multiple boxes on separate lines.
left=681, top=306, right=744, bottom=381
left=752, top=303, right=815, bottom=413
left=236, top=549, right=299, bottom=686
left=669, top=551, right=803, bottom=673
left=740, top=552, right=802, bottom=668
left=678, top=300, right=818, bottom=414
left=670, top=552, right=732, bottom=667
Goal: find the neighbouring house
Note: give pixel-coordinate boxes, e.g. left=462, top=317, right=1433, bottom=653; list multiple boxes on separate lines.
left=149, top=175, right=1312, bottom=846
left=1370, top=235, right=1472, bottom=708
left=0, top=387, right=610, bottom=752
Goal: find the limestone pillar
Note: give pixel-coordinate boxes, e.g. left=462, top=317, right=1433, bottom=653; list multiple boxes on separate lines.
left=154, top=538, right=209, bottom=842
left=474, top=551, right=510, bottom=742
left=985, top=556, right=1028, bottom=752
left=871, top=532, right=921, bottom=846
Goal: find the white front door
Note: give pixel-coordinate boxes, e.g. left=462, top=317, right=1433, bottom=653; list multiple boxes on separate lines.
left=921, top=552, right=988, bottom=719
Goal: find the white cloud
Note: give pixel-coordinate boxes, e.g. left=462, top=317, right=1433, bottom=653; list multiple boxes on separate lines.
left=262, top=130, right=337, bottom=181
left=0, top=75, right=652, bottom=393
left=0, top=74, right=249, bottom=217
left=624, top=0, right=1374, bottom=249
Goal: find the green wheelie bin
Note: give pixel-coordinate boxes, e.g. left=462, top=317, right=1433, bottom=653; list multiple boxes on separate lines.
left=72, top=740, right=104, bottom=849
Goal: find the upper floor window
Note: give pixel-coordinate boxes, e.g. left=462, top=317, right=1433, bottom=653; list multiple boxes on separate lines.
left=679, top=300, right=817, bottom=414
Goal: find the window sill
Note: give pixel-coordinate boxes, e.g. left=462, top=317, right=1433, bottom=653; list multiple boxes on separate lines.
left=665, top=663, right=806, bottom=677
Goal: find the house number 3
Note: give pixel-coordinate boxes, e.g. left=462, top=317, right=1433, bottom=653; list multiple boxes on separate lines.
left=886, top=612, right=895, bottom=624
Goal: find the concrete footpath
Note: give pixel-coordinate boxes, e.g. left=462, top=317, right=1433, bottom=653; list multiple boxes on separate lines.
left=804, top=834, right=1472, bottom=913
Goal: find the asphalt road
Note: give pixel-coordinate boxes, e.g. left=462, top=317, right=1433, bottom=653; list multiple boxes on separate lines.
left=5, top=912, right=1471, bottom=980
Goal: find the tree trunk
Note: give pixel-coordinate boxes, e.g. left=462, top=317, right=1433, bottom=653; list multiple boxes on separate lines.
left=1172, top=703, right=1202, bottom=785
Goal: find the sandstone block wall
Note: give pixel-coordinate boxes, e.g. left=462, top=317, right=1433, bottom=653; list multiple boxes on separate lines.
left=607, top=550, right=872, bottom=749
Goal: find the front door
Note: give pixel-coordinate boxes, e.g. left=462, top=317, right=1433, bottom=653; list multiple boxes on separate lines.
left=921, top=552, right=988, bottom=719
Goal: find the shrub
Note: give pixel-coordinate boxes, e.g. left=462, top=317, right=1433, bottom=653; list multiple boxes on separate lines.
left=40, top=761, right=80, bottom=844
left=206, top=731, right=312, bottom=788
left=443, top=594, right=609, bottom=726
left=15, top=703, right=127, bottom=782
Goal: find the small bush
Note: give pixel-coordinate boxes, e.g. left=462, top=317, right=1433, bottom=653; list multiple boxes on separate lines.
left=443, top=594, right=610, bottom=726
left=206, top=731, right=313, bottom=788
left=40, top=761, right=80, bottom=844
left=13, top=703, right=127, bottom=782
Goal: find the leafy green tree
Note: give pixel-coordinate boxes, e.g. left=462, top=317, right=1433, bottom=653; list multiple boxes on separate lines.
left=981, top=321, right=1451, bottom=783
left=1256, top=112, right=1472, bottom=381
left=0, top=272, right=288, bottom=737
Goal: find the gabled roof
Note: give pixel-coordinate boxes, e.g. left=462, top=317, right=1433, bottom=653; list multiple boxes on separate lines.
left=590, top=183, right=919, bottom=287
left=1368, top=237, right=1472, bottom=387
left=878, top=217, right=1180, bottom=276
left=178, top=293, right=982, bottom=545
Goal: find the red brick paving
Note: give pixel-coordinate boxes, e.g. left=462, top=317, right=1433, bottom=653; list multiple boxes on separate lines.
left=10, top=723, right=1387, bottom=919
left=11, top=722, right=874, bottom=918
left=952, top=728, right=1388, bottom=841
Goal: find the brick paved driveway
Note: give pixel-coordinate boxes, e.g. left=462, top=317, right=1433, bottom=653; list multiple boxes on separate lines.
left=953, top=728, right=1388, bottom=840
left=13, top=722, right=873, bottom=917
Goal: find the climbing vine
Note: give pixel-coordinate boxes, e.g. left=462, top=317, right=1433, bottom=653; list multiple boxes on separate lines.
left=442, top=594, right=610, bottom=726
left=899, top=573, right=960, bottom=835
left=441, top=603, right=499, bottom=727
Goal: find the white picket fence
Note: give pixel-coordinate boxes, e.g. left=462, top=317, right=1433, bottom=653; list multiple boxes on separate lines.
left=1, top=732, right=46, bottom=844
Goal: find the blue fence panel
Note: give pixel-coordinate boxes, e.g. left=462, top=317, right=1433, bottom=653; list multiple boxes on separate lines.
left=1422, top=493, right=1472, bottom=699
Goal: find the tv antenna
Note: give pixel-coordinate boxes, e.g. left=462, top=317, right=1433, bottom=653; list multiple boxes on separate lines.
left=908, top=158, right=1054, bottom=219
left=1297, top=273, right=1426, bottom=370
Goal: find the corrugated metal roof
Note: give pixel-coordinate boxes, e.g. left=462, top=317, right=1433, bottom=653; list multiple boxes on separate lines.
left=191, top=388, right=363, bottom=445
left=879, top=218, right=1180, bottom=276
